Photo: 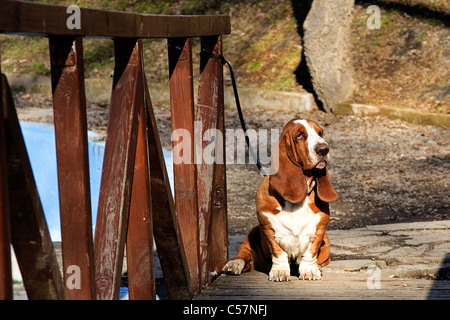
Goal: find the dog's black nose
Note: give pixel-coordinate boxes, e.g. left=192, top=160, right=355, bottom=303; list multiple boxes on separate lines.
left=315, top=143, right=329, bottom=156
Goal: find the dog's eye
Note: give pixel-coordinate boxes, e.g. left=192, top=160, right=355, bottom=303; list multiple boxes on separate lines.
left=296, top=133, right=304, bottom=140
left=318, top=131, right=323, bottom=138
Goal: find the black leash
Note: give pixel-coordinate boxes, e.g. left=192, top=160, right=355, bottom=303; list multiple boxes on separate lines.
left=203, top=51, right=266, bottom=176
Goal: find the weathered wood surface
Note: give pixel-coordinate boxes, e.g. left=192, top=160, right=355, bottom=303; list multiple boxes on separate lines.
left=50, top=36, right=95, bottom=300
left=94, top=38, right=142, bottom=300
left=196, top=35, right=227, bottom=288
left=0, top=0, right=230, bottom=38
left=0, top=69, right=13, bottom=300
left=2, top=74, right=64, bottom=300
left=126, top=101, right=155, bottom=300
left=168, top=37, right=200, bottom=293
left=145, top=78, right=193, bottom=300
left=206, top=58, right=228, bottom=282
left=195, top=269, right=450, bottom=300
left=1, top=1, right=231, bottom=300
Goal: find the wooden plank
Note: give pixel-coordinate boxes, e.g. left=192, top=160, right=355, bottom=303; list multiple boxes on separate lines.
left=0, top=70, right=13, bottom=300
left=49, top=36, right=95, bottom=300
left=195, top=270, right=448, bottom=300
left=144, top=77, right=193, bottom=300
left=2, top=73, right=65, bottom=300
left=168, top=37, right=200, bottom=293
left=207, top=83, right=228, bottom=281
left=196, top=35, right=224, bottom=287
left=94, top=38, right=142, bottom=300
left=0, top=1, right=230, bottom=38
left=126, top=98, right=155, bottom=300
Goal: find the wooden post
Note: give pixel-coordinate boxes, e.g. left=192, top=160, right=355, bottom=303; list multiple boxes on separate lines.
left=126, top=94, right=155, bottom=300
left=49, top=36, right=95, bottom=300
left=94, top=38, right=142, bottom=300
left=2, top=74, right=65, bottom=300
left=196, top=35, right=226, bottom=287
left=0, top=69, right=13, bottom=300
left=144, top=77, right=193, bottom=300
left=168, top=37, right=200, bottom=293
left=207, top=84, right=228, bottom=280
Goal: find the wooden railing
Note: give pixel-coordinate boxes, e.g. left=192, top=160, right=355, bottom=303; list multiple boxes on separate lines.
left=0, top=0, right=230, bottom=300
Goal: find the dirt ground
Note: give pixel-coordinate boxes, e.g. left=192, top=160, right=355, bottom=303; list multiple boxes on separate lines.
left=348, top=5, right=450, bottom=114
left=222, top=106, right=450, bottom=234
left=13, top=91, right=450, bottom=236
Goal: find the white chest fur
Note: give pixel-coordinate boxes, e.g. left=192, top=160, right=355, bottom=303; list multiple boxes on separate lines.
left=262, top=197, right=320, bottom=264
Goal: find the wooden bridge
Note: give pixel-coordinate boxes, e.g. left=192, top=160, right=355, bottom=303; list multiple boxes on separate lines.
left=0, top=0, right=230, bottom=300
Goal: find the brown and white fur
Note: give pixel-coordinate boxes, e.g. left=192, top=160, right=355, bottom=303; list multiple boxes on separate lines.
left=214, top=118, right=338, bottom=281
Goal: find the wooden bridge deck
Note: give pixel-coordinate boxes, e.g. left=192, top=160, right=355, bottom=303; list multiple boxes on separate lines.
left=194, top=269, right=450, bottom=300
left=195, top=223, right=450, bottom=300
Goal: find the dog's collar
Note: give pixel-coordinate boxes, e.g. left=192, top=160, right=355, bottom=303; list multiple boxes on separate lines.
left=307, top=178, right=316, bottom=196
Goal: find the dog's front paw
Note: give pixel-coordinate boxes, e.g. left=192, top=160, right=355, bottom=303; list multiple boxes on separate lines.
left=299, top=265, right=322, bottom=280
left=299, top=259, right=322, bottom=280
left=269, top=252, right=290, bottom=281
left=269, top=268, right=290, bottom=282
left=222, top=259, right=245, bottom=275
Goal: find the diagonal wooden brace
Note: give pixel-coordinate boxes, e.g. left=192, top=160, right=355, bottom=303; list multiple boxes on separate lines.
left=2, top=73, right=65, bottom=300
left=94, top=38, right=142, bottom=300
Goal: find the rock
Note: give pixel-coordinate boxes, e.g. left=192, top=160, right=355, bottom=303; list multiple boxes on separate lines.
left=329, top=259, right=376, bottom=271
left=303, top=0, right=355, bottom=112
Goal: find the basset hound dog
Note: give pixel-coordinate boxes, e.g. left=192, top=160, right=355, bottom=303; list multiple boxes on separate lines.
left=214, top=118, right=338, bottom=281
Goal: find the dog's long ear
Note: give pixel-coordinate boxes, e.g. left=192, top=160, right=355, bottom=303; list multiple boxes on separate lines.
left=269, top=134, right=307, bottom=203
left=316, top=168, right=339, bottom=203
